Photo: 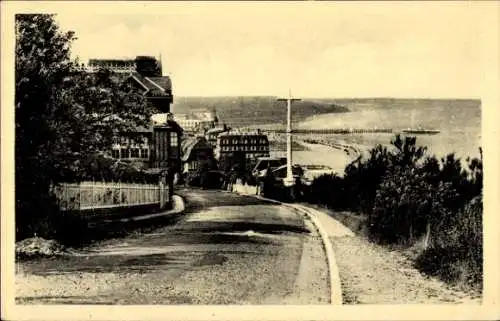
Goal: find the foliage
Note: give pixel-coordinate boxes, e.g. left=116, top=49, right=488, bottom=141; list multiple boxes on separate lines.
left=15, top=14, right=157, bottom=240
left=415, top=195, right=483, bottom=288
left=307, top=174, right=348, bottom=209
left=340, top=135, right=426, bottom=214
left=300, top=134, right=483, bottom=287
left=369, top=166, right=456, bottom=244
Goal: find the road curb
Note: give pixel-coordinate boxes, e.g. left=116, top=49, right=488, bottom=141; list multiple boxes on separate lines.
left=252, top=195, right=343, bottom=305
left=292, top=204, right=344, bottom=305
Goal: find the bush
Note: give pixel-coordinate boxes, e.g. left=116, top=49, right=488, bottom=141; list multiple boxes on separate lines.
left=415, top=195, right=482, bottom=287
left=306, top=173, right=348, bottom=210
left=304, top=135, right=429, bottom=213
left=369, top=166, right=457, bottom=245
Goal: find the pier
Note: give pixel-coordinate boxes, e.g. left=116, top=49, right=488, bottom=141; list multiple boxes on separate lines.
left=263, top=128, right=394, bottom=135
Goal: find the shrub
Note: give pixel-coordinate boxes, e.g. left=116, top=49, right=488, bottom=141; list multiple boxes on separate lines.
left=306, top=173, right=348, bottom=209
left=306, top=134, right=483, bottom=248
left=369, top=165, right=458, bottom=245
left=415, top=195, right=482, bottom=287
left=340, top=135, right=427, bottom=214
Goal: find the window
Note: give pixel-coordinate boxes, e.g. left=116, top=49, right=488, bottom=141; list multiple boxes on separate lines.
left=111, top=149, right=120, bottom=159
left=120, top=149, right=129, bottom=158
left=171, top=132, right=178, bottom=147
left=131, top=148, right=140, bottom=158
left=141, top=149, right=149, bottom=159
left=232, top=139, right=238, bottom=144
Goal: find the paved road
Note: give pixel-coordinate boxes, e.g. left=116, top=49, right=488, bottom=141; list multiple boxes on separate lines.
left=16, top=189, right=330, bottom=304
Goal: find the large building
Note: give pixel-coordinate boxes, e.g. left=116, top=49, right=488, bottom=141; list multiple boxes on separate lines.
left=214, top=129, right=270, bottom=170
left=84, top=55, right=183, bottom=172
left=82, top=56, right=173, bottom=113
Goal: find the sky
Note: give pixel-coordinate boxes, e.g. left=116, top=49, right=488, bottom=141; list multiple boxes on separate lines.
left=48, top=2, right=497, bottom=98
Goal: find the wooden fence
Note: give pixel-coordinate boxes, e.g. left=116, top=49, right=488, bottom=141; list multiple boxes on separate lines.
left=52, top=181, right=169, bottom=211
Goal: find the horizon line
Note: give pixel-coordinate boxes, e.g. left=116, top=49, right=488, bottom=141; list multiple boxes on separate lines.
left=173, top=95, right=482, bottom=101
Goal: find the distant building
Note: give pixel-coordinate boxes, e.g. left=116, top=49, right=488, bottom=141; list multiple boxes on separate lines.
left=180, top=136, right=215, bottom=174
left=174, top=108, right=218, bottom=134
left=214, top=129, right=270, bottom=169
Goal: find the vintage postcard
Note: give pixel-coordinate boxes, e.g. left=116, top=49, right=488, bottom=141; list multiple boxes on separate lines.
left=2, top=1, right=499, bottom=320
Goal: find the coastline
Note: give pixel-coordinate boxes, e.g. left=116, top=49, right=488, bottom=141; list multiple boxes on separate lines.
left=268, top=134, right=364, bottom=176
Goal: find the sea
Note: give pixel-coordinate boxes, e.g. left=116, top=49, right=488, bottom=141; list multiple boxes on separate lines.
left=288, top=99, right=482, bottom=173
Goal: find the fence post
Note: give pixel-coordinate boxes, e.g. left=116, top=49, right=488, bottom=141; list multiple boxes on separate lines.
left=159, top=179, right=165, bottom=210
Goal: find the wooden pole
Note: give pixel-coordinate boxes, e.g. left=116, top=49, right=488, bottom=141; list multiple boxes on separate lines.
left=277, top=89, right=300, bottom=187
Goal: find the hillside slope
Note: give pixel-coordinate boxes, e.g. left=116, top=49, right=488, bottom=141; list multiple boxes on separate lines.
left=172, top=96, right=349, bottom=128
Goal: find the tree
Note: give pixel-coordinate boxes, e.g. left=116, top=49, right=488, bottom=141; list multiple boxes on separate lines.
left=15, top=14, right=78, bottom=238
left=15, top=14, right=157, bottom=239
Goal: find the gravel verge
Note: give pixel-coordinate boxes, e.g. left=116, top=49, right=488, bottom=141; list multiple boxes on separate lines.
left=301, top=203, right=482, bottom=304
left=331, top=235, right=482, bottom=304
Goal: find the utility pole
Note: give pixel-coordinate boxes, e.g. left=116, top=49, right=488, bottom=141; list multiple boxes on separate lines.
left=277, top=89, right=301, bottom=187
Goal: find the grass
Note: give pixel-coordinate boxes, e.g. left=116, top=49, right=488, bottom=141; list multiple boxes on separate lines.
left=304, top=204, right=369, bottom=237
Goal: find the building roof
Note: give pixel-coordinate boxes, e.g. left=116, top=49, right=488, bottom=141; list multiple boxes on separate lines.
left=85, top=65, right=171, bottom=97
left=121, top=119, right=183, bottom=134
left=206, top=126, right=230, bottom=135
left=181, top=136, right=212, bottom=162
left=130, top=72, right=171, bottom=97
left=88, top=58, right=135, bottom=66
left=153, top=119, right=184, bottom=133
left=219, top=129, right=267, bottom=137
